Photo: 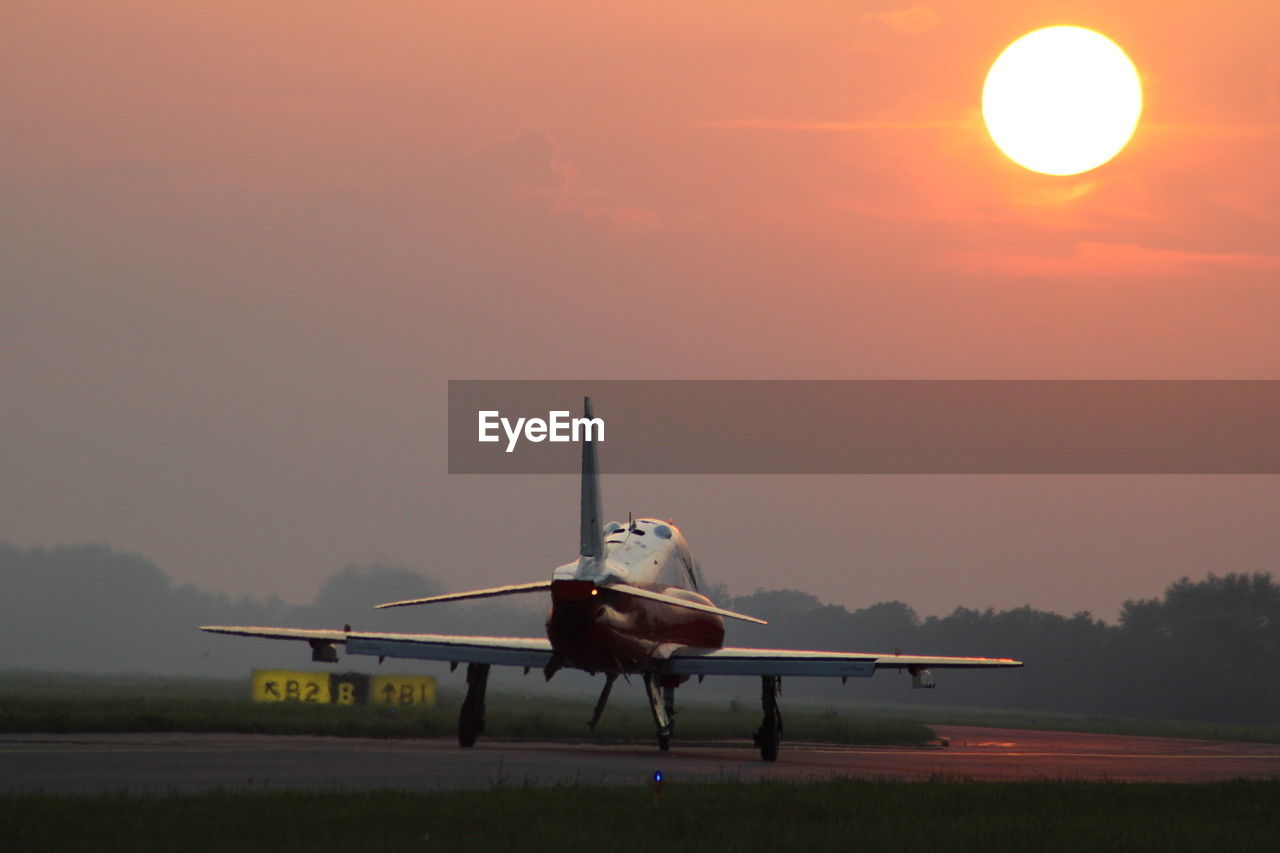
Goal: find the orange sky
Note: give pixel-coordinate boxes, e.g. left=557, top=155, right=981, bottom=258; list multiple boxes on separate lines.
left=1, top=2, right=1277, bottom=616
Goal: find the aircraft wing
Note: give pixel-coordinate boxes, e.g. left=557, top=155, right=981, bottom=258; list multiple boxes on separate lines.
left=659, top=645, right=1022, bottom=679
left=199, top=626, right=554, bottom=669
left=199, top=626, right=1017, bottom=678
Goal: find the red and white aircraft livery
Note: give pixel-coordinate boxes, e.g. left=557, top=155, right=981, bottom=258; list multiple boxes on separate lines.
left=202, top=398, right=1021, bottom=760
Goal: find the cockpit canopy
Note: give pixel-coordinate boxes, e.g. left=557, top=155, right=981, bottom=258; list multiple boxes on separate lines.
left=604, top=519, right=673, bottom=539
left=600, top=518, right=698, bottom=590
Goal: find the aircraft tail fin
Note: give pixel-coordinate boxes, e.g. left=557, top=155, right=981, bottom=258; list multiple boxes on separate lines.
left=579, top=396, right=604, bottom=561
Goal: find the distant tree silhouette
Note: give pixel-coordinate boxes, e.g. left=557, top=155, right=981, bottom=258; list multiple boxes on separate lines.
left=1117, top=573, right=1280, bottom=723
left=1, top=542, right=1275, bottom=723
left=721, top=574, right=1278, bottom=724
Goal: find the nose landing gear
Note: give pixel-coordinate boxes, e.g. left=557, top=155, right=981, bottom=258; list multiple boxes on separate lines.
left=643, top=673, right=675, bottom=751
left=587, top=672, right=618, bottom=730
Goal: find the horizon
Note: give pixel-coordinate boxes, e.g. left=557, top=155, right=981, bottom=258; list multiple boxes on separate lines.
left=2, top=536, right=1265, bottom=623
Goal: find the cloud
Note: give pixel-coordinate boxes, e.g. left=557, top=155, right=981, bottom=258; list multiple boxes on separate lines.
left=861, top=6, right=943, bottom=37
left=700, top=117, right=967, bottom=132
left=1144, top=120, right=1280, bottom=140
left=466, top=127, right=577, bottom=195
left=947, top=241, right=1280, bottom=280
left=455, top=128, right=661, bottom=232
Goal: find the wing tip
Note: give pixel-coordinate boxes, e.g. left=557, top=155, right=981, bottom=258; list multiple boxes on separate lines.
left=374, top=594, right=447, bottom=609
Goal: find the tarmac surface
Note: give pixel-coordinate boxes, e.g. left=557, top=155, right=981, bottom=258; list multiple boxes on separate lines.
left=3, top=726, right=1278, bottom=794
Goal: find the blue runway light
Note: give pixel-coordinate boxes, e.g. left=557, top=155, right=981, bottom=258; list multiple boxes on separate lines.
left=651, top=769, right=665, bottom=803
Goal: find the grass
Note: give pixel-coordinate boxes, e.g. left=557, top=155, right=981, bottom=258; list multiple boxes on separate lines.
left=0, top=670, right=248, bottom=699
left=4, top=673, right=1277, bottom=850
left=3, top=780, right=1278, bottom=852
left=5, top=670, right=1279, bottom=746
left=0, top=671, right=932, bottom=746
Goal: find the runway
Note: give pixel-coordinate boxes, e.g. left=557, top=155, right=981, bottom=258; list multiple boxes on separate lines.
left=3, top=726, right=1278, bottom=794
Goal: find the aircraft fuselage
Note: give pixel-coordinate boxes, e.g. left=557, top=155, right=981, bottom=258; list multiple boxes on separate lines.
left=547, top=518, right=723, bottom=676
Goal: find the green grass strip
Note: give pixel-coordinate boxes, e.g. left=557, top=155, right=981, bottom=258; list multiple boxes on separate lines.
left=0, top=693, right=933, bottom=746
left=3, top=780, right=1278, bottom=852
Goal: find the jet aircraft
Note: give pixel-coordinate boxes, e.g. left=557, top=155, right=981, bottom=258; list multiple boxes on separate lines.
left=202, top=398, right=1021, bottom=760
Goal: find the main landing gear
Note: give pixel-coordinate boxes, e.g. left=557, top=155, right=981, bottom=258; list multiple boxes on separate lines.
left=587, top=672, right=618, bottom=730
left=643, top=673, right=676, bottom=751
left=458, top=663, right=490, bottom=747
left=752, top=675, right=783, bottom=761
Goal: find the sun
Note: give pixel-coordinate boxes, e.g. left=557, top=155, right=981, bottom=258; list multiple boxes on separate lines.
left=982, top=26, right=1143, bottom=176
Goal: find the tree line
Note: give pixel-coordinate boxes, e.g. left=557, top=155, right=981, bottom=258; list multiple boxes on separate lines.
left=2, top=542, right=1275, bottom=724
left=720, top=573, right=1279, bottom=724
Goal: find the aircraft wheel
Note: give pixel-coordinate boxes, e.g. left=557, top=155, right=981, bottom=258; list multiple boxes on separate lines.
left=458, top=663, right=489, bottom=748
left=758, top=721, right=780, bottom=762
left=658, top=733, right=671, bottom=752
left=458, top=705, right=482, bottom=748
left=755, top=675, right=782, bottom=761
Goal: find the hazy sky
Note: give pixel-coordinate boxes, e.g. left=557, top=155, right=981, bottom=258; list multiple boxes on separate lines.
left=2, top=2, right=1277, bottom=619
